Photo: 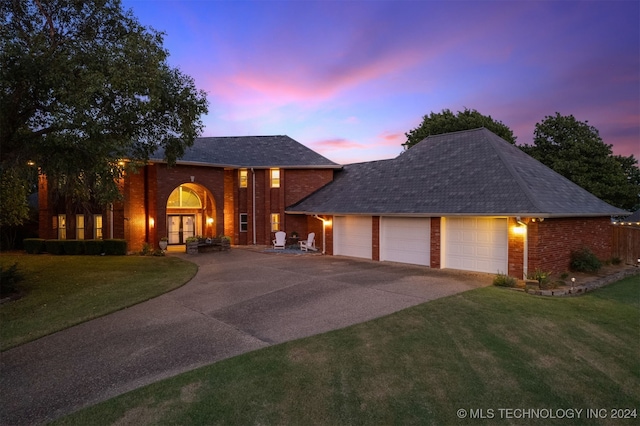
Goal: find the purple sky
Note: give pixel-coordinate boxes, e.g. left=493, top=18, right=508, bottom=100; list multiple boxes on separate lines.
left=121, top=0, right=639, bottom=164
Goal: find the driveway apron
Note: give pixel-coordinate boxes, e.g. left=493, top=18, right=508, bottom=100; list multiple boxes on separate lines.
left=0, top=248, right=492, bottom=425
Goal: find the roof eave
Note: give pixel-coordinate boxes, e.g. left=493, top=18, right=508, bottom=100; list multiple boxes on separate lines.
left=150, top=159, right=343, bottom=169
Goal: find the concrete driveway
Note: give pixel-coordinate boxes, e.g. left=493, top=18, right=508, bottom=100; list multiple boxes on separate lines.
left=0, top=247, right=492, bottom=425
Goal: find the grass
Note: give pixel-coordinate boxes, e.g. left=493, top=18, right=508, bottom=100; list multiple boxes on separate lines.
left=0, top=253, right=197, bottom=351
left=55, top=276, right=640, bottom=426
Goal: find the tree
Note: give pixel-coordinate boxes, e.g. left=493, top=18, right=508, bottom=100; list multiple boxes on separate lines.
left=521, top=113, right=639, bottom=211
left=403, top=108, right=516, bottom=149
left=0, top=0, right=209, bottom=224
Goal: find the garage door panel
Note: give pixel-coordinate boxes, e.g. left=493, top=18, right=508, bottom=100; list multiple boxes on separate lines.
left=334, top=216, right=372, bottom=259
left=444, top=217, right=508, bottom=274
left=380, top=217, right=430, bottom=266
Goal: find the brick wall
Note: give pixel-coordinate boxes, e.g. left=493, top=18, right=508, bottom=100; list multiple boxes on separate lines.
left=430, top=217, right=441, bottom=268
left=372, top=216, right=380, bottom=261
left=528, top=217, right=613, bottom=274
left=508, top=217, right=525, bottom=278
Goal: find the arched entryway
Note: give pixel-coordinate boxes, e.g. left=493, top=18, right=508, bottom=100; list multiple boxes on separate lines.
left=166, top=183, right=216, bottom=244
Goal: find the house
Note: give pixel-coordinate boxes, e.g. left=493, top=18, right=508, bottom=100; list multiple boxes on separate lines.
left=38, top=128, right=626, bottom=278
left=287, top=128, right=627, bottom=277
left=38, top=136, right=341, bottom=251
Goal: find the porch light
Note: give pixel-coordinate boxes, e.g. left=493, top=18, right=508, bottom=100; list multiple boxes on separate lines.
left=512, top=217, right=526, bottom=235
left=149, top=218, right=155, bottom=227
left=207, top=217, right=214, bottom=225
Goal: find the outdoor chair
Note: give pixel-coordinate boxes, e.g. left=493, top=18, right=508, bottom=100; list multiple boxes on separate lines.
left=299, top=232, right=317, bottom=252
left=272, top=231, right=286, bottom=249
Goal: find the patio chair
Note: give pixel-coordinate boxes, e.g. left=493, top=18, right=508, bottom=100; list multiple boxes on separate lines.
left=299, top=232, right=317, bottom=252
left=272, top=231, right=286, bottom=249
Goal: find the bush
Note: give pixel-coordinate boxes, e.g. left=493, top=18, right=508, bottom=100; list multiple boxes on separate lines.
left=570, top=247, right=602, bottom=272
left=139, top=243, right=164, bottom=256
left=529, top=268, right=551, bottom=286
left=45, top=239, right=65, bottom=255
left=84, top=240, right=105, bottom=255
left=493, top=272, right=517, bottom=287
left=0, top=263, right=23, bottom=296
left=62, top=240, right=85, bottom=255
left=23, top=238, right=45, bottom=254
left=103, top=239, right=127, bottom=255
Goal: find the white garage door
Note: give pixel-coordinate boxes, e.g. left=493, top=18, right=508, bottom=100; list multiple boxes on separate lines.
left=334, top=216, right=372, bottom=259
left=444, top=217, right=508, bottom=274
left=380, top=217, right=430, bottom=266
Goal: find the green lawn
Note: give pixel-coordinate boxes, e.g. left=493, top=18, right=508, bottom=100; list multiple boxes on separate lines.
left=56, top=276, right=640, bottom=426
left=0, top=253, right=197, bottom=351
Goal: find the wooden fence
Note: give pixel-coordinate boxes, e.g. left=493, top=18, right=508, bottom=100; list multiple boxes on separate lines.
left=612, top=225, right=640, bottom=266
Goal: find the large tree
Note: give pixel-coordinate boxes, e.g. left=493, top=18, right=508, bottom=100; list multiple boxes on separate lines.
left=403, top=108, right=516, bottom=149
left=521, top=113, right=639, bottom=211
left=0, top=0, right=209, bottom=225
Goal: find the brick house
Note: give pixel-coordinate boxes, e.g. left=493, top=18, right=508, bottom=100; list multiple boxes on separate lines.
left=38, top=136, right=341, bottom=252
left=38, top=129, right=626, bottom=278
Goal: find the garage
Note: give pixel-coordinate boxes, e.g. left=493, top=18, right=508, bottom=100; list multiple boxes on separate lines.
left=333, top=216, right=372, bottom=259
left=380, top=217, right=430, bottom=266
left=443, top=217, right=508, bottom=274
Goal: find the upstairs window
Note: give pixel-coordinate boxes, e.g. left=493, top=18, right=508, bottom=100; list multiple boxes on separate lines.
left=239, top=169, right=248, bottom=188
left=270, top=168, right=280, bottom=188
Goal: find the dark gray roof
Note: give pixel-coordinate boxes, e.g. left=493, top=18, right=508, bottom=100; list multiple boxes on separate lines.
left=288, top=128, right=626, bottom=217
left=620, top=209, right=640, bottom=223
left=150, top=135, right=340, bottom=169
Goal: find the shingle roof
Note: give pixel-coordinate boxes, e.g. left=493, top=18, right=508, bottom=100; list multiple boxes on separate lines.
left=288, top=128, right=626, bottom=217
left=150, top=135, right=340, bottom=168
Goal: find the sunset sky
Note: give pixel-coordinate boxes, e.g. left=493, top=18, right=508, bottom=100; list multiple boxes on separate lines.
left=121, top=0, right=639, bottom=164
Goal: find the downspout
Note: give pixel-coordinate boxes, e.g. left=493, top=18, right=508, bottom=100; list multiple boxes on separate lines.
left=313, top=215, right=327, bottom=254
left=251, top=168, right=256, bottom=245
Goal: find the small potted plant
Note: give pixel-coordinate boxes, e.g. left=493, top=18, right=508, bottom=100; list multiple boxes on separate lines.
left=159, top=237, right=168, bottom=251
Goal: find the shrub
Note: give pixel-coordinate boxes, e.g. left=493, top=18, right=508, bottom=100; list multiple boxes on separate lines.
left=139, top=243, right=164, bottom=256
left=0, top=263, right=23, bottom=296
left=62, top=240, right=85, bottom=255
left=493, top=272, right=517, bottom=287
left=570, top=247, right=602, bottom=272
left=84, top=240, right=105, bottom=255
left=103, top=239, right=127, bottom=255
left=611, top=257, right=622, bottom=265
left=45, top=239, right=65, bottom=255
left=23, top=238, right=45, bottom=254
left=529, top=268, right=551, bottom=286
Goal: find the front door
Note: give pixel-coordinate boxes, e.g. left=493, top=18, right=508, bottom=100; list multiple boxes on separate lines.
left=168, top=215, right=195, bottom=244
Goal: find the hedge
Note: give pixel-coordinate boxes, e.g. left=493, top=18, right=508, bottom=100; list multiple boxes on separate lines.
left=45, top=240, right=65, bottom=255
left=62, top=240, right=85, bottom=255
left=103, top=239, right=127, bottom=255
left=23, top=239, right=124, bottom=255
left=84, top=239, right=105, bottom=255
left=23, top=238, right=45, bottom=254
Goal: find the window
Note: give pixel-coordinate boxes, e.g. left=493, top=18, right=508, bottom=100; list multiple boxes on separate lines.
left=167, top=185, right=202, bottom=208
left=239, top=169, right=248, bottom=188
left=239, top=213, right=248, bottom=232
left=270, top=168, right=280, bottom=188
left=56, top=214, right=66, bottom=239
left=76, top=215, right=85, bottom=240
left=94, top=215, right=103, bottom=239
left=270, top=213, right=280, bottom=232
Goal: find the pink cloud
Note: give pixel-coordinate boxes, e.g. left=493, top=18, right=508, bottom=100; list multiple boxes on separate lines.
left=311, top=138, right=366, bottom=151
